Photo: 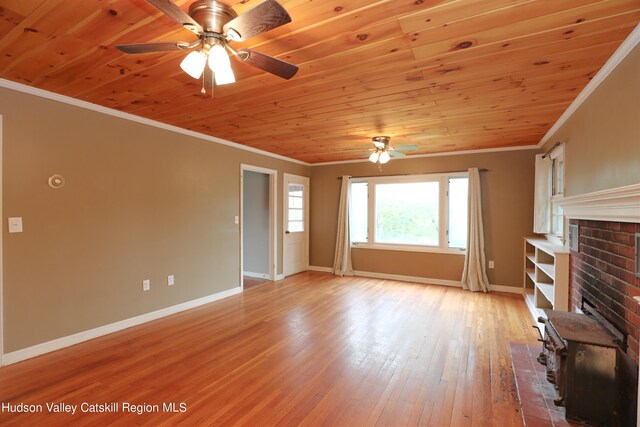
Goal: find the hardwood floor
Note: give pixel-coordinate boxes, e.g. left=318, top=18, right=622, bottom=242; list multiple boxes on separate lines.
left=243, top=276, right=271, bottom=290
left=0, top=272, right=538, bottom=426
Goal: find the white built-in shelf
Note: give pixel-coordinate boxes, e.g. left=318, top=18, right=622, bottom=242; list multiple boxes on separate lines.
left=523, top=238, right=570, bottom=331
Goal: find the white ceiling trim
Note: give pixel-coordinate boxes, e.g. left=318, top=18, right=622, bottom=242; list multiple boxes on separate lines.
left=0, top=78, right=311, bottom=167
left=538, top=24, right=640, bottom=149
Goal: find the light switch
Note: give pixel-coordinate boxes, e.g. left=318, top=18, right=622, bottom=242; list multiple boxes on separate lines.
left=143, top=279, right=150, bottom=291
left=8, top=217, right=23, bottom=233
left=168, top=275, right=175, bottom=286
left=488, top=260, right=495, bottom=269
left=234, top=215, right=239, bottom=224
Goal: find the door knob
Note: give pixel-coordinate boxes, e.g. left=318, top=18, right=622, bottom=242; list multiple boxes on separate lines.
left=285, top=230, right=290, bottom=234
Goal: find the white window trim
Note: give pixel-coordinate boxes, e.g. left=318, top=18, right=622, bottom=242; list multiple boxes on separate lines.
left=350, top=172, right=468, bottom=254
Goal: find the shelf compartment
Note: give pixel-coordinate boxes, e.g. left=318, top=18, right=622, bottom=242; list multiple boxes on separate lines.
left=537, top=262, right=555, bottom=280
left=536, top=283, right=555, bottom=305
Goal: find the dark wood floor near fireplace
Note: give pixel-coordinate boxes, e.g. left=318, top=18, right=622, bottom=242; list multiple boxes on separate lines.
left=0, top=272, right=538, bottom=426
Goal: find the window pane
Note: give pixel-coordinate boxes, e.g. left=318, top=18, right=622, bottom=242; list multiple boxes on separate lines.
left=289, top=197, right=303, bottom=208
left=288, top=183, right=303, bottom=198
left=375, top=182, right=439, bottom=245
left=289, top=209, right=303, bottom=221
left=289, top=221, right=304, bottom=232
left=448, top=178, right=468, bottom=249
left=350, top=182, right=368, bottom=243
left=556, top=160, right=564, bottom=195
left=552, top=203, right=563, bottom=236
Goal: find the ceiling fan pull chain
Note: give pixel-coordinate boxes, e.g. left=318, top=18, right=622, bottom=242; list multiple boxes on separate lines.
left=201, top=72, right=206, bottom=94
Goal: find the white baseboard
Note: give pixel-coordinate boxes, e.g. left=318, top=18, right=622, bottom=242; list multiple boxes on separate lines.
left=353, top=270, right=461, bottom=287
left=2, top=286, right=242, bottom=366
left=275, top=274, right=285, bottom=281
left=311, top=267, right=521, bottom=294
left=490, top=284, right=524, bottom=294
left=308, top=265, right=333, bottom=273
left=243, top=271, right=270, bottom=279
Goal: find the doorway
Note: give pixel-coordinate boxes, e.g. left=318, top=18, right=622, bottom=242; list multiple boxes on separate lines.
left=283, top=173, right=309, bottom=277
left=240, top=165, right=276, bottom=289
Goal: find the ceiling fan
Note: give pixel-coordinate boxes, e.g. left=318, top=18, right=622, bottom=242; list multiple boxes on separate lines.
left=368, top=136, right=418, bottom=164
left=115, top=0, right=298, bottom=90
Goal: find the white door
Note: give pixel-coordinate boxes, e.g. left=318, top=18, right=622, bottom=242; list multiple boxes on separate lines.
left=284, top=174, right=309, bottom=277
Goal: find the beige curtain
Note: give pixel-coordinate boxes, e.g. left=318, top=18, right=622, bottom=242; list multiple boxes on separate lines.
left=332, top=176, right=354, bottom=276
left=534, top=154, right=552, bottom=234
left=461, top=168, right=490, bottom=292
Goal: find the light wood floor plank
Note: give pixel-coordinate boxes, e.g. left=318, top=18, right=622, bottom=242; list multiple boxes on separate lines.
left=0, top=272, right=537, bottom=425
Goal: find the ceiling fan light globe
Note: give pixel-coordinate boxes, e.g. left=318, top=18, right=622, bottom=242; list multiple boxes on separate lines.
left=214, top=65, right=236, bottom=85
left=208, top=44, right=231, bottom=73
left=180, top=50, right=207, bottom=79
left=379, top=151, right=391, bottom=164
left=369, top=152, right=380, bottom=163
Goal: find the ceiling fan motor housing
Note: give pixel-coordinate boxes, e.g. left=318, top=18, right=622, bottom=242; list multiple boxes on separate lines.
left=188, top=0, right=237, bottom=33
left=373, top=136, right=391, bottom=147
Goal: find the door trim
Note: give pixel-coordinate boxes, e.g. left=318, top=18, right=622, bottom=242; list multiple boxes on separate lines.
left=283, top=173, right=310, bottom=277
left=240, top=164, right=277, bottom=289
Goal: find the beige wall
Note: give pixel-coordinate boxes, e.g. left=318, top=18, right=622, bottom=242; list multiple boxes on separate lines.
left=541, top=44, right=640, bottom=196
left=1, top=87, right=309, bottom=353
left=310, top=150, right=536, bottom=287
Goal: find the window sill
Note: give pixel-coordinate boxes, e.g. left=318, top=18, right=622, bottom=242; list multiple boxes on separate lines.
left=351, top=243, right=466, bottom=255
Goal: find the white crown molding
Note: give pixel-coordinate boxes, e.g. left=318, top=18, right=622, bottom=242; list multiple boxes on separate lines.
left=2, top=286, right=242, bottom=366
left=557, top=183, right=640, bottom=223
left=311, top=144, right=538, bottom=166
left=0, top=78, right=310, bottom=167
left=538, top=24, right=640, bottom=148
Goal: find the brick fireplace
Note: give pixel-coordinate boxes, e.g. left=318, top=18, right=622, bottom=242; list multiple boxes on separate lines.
left=569, top=219, right=640, bottom=361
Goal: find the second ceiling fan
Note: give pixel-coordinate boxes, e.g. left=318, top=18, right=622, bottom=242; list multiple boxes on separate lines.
left=369, top=136, right=418, bottom=164
left=116, top=0, right=298, bottom=89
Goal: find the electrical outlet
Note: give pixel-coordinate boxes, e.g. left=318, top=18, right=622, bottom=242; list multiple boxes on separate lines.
left=8, top=217, right=23, bottom=233
left=488, top=260, right=495, bottom=269
left=143, top=279, right=150, bottom=291
left=234, top=215, right=239, bottom=224
left=168, top=275, right=175, bottom=286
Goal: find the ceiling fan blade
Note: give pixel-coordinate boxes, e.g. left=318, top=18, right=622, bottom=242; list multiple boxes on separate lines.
left=147, top=0, right=203, bottom=34
left=389, top=151, right=406, bottom=158
left=115, top=42, right=189, bottom=54
left=236, top=48, right=298, bottom=80
left=223, top=0, right=291, bottom=42
left=393, top=145, right=419, bottom=151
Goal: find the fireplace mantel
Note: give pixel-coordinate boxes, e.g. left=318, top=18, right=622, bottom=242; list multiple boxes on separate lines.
left=558, top=183, right=640, bottom=223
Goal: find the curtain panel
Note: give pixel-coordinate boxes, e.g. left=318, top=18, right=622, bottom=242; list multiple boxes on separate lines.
left=332, top=176, right=354, bottom=276
left=461, top=168, right=490, bottom=292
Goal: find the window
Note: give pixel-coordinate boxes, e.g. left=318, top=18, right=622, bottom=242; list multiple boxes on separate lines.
left=287, top=183, right=304, bottom=232
left=349, top=173, right=468, bottom=253
left=550, top=145, right=565, bottom=238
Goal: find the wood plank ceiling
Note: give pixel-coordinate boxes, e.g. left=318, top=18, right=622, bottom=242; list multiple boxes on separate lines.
left=0, top=0, right=638, bottom=163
